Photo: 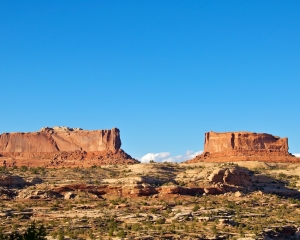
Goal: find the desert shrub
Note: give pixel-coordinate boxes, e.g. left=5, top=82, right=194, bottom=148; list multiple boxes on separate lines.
left=131, top=223, right=142, bottom=231
left=11, top=165, right=18, bottom=170
left=0, top=222, right=46, bottom=240
left=211, top=224, right=217, bottom=234
left=0, top=167, right=9, bottom=174
left=193, top=204, right=200, bottom=211
left=116, top=230, right=126, bottom=238
left=156, top=218, right=166, bottom=224
left=165, top=208, right=172, bottom=215
left=278, top=173, right=287, bottom=179
left=31, top=168, right=39, bottom=174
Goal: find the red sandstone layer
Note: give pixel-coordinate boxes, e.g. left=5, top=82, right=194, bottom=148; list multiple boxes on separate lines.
left=0, top=127, right=121, bottom=152
left=204, top=131, right=289, bottom=153
left=186, top=131, right=300, bottom=163
left=0, top=127, right=138, bottom=167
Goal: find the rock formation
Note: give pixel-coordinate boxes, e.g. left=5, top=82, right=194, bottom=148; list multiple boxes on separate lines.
left=0, top=174, right=28, bottom=188
left=204, top=131, right=289, bottom=153
left=0, top=126, right=121, bottom=152
left=187, top=131, right=299, bottom=163
left=0, top=127, right=138, bottom=167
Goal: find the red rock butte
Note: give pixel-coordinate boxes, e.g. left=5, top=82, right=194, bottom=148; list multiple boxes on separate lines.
left=187, top=131, right=300, bottom=163
left=0, top=127, right=139, bottom=167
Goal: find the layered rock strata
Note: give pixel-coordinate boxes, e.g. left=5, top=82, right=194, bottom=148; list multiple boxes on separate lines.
left=187, top=131, right=299, bottom=163
left=0, top=127, right=138, bottom=167
left=0, top=126, right=121, bottom=152
left=14, top=165, right=300, bottom=199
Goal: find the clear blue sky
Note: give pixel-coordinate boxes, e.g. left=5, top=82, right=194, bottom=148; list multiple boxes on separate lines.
left=1, top=1, right=299, bottom=160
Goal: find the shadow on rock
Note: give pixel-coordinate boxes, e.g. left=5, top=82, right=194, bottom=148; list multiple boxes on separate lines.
left=208, top=165, right=300, bottom=199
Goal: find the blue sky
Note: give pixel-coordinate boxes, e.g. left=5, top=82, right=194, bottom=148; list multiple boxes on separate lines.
left=1, top=1, right=299, bottom=161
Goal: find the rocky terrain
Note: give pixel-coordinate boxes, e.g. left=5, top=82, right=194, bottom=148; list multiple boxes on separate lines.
left=0, top=127, right=138, bottom=167
left=1, top=162, right=300, bottom=239
left=187, top=131, right=300, bottom=163
left=1, top=128, right=300, bottom=239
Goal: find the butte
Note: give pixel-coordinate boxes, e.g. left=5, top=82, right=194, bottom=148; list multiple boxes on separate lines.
left=186, top=131, right=300, bottom=163
left=0, top=126, right=138, bottom=168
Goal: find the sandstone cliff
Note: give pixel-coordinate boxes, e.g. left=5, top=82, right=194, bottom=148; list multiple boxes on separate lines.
left=0, top=126, right=121, bottom=152
left=0, top=127, right=138, bottom=167
left=204, top=131, right=289, bottom=153
left=187, top=131, right=299, bottom=163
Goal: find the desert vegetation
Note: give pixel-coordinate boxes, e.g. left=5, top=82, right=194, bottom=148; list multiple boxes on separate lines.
left=1, top=162, right=300, bottom=239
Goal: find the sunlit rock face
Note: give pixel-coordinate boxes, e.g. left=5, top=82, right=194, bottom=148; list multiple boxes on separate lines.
left=0, top=127, right=121, bottom=152
left=187, top=131, right=298, bottom=163
left=0, top=127, right=138, bottom=167
left=204, top=131, right=289, bottom=154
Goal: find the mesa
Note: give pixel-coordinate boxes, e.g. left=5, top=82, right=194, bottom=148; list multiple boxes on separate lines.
left=0, top=126, right=138, bottom=168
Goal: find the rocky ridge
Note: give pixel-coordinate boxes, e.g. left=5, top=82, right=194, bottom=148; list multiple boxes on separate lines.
left=5, top=163, right=298, bottom=200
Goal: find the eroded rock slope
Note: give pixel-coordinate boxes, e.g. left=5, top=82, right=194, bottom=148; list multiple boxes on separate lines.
left=0, top=127, right=138, bottom=167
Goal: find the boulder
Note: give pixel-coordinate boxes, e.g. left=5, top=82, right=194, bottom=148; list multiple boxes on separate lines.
left=0, top=174, right=28, bottom=188
left=122, top=183, right=157, bottom=196
left=208, top=167, right=251, bottom=186
left=64, top=192, right=77, bottom=199
left=0, top=187, right=16, bottom=199
left=204, top=187, right=224, bottom=195
left=158, top=185, right=181, bottom=195
left=234, top=191, right=244, bottom=197
left=17, top=189, right=63, bottom=199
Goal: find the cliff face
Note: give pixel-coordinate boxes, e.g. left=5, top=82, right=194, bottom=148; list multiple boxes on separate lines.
left=204, top=132, right=289, bottom=153
left=0, top=127, right=138, bottom=167
left=0, top=127, right=121, bottom=153
left=187, top=131, right=298, bottom=163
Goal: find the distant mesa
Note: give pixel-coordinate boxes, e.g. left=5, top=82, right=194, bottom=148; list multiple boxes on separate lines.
left=0, top=126, right=138, bottom=167
left=2, top=128, right=298, bottom=167
left=186, top=131, right=300, bottom=163
left=0, top=126, right=121, bottom=153
left=204, top=131, right=289, bottom=153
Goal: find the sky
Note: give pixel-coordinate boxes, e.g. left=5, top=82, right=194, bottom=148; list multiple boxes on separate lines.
left=1, top=1, right=300, bottom=162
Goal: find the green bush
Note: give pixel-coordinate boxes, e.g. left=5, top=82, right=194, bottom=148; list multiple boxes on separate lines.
left=0, top=222, right=46, bottom=240
left=192, top=204, right=200, bottom=211
left=156, top=218, right=166, bottom=224
left=116, top=230, right=126, bottom=238
left=20, top=166, right=28, bottom=172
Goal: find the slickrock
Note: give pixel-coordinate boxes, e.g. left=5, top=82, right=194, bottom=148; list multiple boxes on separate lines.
left=0, top=126, right=138, bottom=167
left=17, top=189, right=63, bottom=200
left=187, top=131, right=300, bottom=163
